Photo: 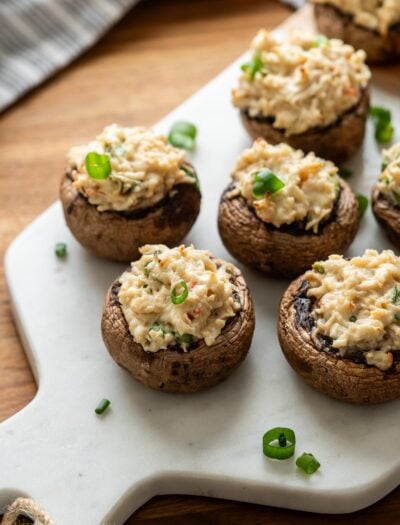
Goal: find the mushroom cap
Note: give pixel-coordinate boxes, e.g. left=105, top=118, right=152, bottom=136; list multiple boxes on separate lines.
left=314, top=3, right=400, bottom=64
left=101, top=265, right=255, bottom=393
left=239, top=88, right=369, bottom=164
left=372, top=185, right=400, bottom=249
left=278, top=276, right=400, bottom=404
left=218, top=179, right=360, bottom=278
left=60, top=167, right=201, bottom=263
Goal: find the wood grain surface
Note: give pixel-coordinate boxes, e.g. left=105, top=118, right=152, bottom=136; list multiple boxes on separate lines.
left=1, top=0, right=400, bottom=523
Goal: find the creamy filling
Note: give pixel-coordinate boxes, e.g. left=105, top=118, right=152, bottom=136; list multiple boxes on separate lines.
left=67, top=124, right=191, bottom=212
left=377, top=142, right=400, bottom=206
left=313, top=0, right=400, bottom=35
left=231, top=30, right=370, bottom=136
left=229, top=139, right=339, bottom=232
left=118, top=244, right=242, bottom=353
left=304, top=249, right=400, bottom=370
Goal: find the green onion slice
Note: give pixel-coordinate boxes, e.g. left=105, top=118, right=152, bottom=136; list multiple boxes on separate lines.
left=369, top=106, right=394, bottom=144
left=85, top=152, right=111, bottom=179
left=171, top=280, right=189, bottom=305
left=312, top=35, right=329, bottom=48
left=170, top=121, right=197, bottom=139
left=95, top=398, right=111, bottom=415
left=338, top=166, right=352, bottom=179
left=349, top=315, right=357, bottom=322
left=394, top=314, right=400, bottom=324
left=381, top=161, right=389, bottom=172
left=252, top=169, right=285, bottom=198
left=296, top=452, right=321, bottom=475
left=392, top=285, right=400, bottom=305
left=168, top=132, right=195, bottom=151
left=55, top=242, right=67, bottom=258
left=356, top=194, right=368, bottom=217
left=178, top=333, right=193, bottom=344
left=181, top=164, right=200, bottom=191
left=263, top=427, right=296, bottom=460
left=241, top=51, right=265, bottom=80
left=312, top=263, right=325, bottom=274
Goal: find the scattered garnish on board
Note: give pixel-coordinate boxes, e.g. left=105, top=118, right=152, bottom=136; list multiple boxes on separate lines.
left=55, top=242, right=67, bottom=258
left=369, top=106, right=394, bottom=144
left=356, top=194, right=369, bottom=217
left=85, top=151, right=112, bottom=179
left=95, top=398, right=111, bottom=415
left=262, top=427, right=296, bottom=460
left=168, top=121, right=197, bottom=150
left=296, top=453, right=321, bottom=475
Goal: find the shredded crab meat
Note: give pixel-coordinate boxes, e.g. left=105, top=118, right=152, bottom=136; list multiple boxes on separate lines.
left=230, top=139, right=339, bottom=232
left=231, top=30, right=370, bottom=135
left=66, top=124, right=191, bottom=212
left=305, top=249, right=400, bottom=371
left=377, top=142, right=400, bottom=206
left=118, top=244, right=242, bottom=353
left=313, top=0, right=400, bottom=35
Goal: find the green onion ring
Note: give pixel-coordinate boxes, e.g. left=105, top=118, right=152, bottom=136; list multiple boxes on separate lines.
left=263, top=427, right=296, bottom=460
left=85, top=151, right=111, bottom=180
left=171, top=280, right=189, bottom=305
left=296, top=452, right=321, bottom=475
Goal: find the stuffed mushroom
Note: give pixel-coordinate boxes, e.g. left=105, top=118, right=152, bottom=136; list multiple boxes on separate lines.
left=313, top=0, right=400, bottom=64
left=278, top=249, right=400, bottom=404
left=60, top=125, right=201, bottom=262
left=231, top=30, right=371, bottom=163
left=372, top=142, right=400, bottom=249
left=218, top=139, right=360, bottom=278
left=101, top=244, right=255, bottom=393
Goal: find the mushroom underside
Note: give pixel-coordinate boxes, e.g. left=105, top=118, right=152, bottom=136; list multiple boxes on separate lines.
left=60, top=172, right=201, bottom=263
left=101, top=272, right=255, bottom=393
left=218, top=180, right=359, bottom=278
left=240, top=88, right=369, bottom=164
left=278, top=277, right=400, bottom=404
left=314, top=4, right=400, bottom=64
left=372, top=186, right=400, bottom=250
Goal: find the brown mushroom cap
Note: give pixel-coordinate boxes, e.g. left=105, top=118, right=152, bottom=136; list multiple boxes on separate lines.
left=218, top=179, right=360, bottom=278
left=101, top=265, right=255, bottom=393
left=239, top=88, right=369, bottom=164
left=60, top=167, right=201, bottom=263
left=314, top=3, right=400, bottom=64
left=372, top=185, right=400, bottom=249
left=278, top=276, right=400, bottom=404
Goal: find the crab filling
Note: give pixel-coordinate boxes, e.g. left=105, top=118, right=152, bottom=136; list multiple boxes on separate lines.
left=66, top=124, right=193, bottom=213
left=231, top=30, right=370, bottom=136
left=304, top=249, right=400, bottom=371
left=118, top=244, right=242, bottom=353
left=229, top=139, right=339, bottom=233
left=377, top=142, right=400, bottom=206
left=313, top=0, right=400, bottom=35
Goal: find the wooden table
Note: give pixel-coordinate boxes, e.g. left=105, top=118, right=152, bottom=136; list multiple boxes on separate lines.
left=1, top=0, right=400, bottom=522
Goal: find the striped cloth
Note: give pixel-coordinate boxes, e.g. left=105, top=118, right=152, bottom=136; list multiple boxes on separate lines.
left=0, top=0, right=138, bottom=112
left=0, top=0, right=305, bottom=113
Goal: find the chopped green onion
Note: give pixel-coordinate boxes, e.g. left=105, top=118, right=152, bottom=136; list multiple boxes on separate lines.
left=312, top=263, right=325, bottom=274
left=381, top=161, right=389, bottom=171
left=349, top=315, right=357, bottom=322
left=393, top=191, right=400, bottom=206
left=394, top=314, right=400, bottom=324
left=85, top=152, right=111, bottom=179
left=150, top=322, right=163, bottom=332
left=392, top=285, right=400, bottom=305
left=263, top=427, right=296, bottom=460
left=168, top=121, right=197, bottom=151
left=178, top=333, right=193, bottom=344
left=95, top=398, right=111, bottom=415
left=181, top=164, right=200, bottom=191
left=252, top=169, right=285, bottom=198
left=369, top=106, right=394, bottom=144
left=143, top=261, right=152, bottom=277
left=312, top=35, right=329, bottom=48
left=171, top=280, right=189, bottom=305
left=356, top=194, right=368, bottom=217
left=55, top=242, right=67, bottom=258
left=241, top=51, right=265, bottom=80
left=338, top=166, right=352, bottom=179
left=296, top=452, right=320, bottom=475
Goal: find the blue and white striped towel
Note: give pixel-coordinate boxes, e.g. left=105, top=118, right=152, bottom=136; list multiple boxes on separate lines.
left=0, top=0, right=305, bottom=113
